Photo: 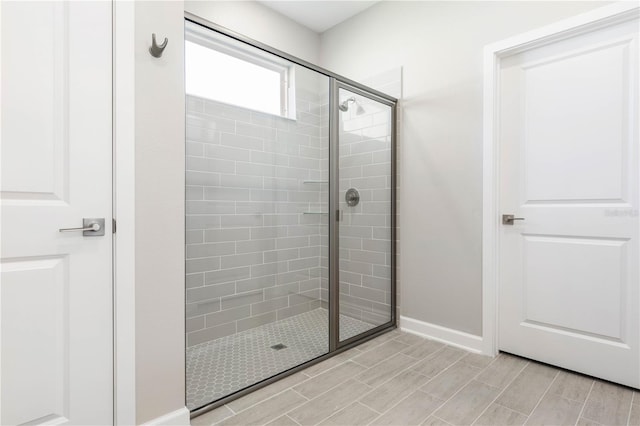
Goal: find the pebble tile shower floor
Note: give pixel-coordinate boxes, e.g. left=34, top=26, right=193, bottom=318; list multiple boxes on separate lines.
left=187, top=308, right=373, bottom=410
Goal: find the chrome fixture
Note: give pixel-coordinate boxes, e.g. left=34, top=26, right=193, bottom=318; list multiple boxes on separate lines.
left=339, top=97, right=365, bottom=115
left=338, top=97, right=355, bottom=111
left=502, top=214, right=525, bottom=225
left=149, top=33, right=168, bottom=58
left=59, top=218, right=105, bottom=236
left=345, top=188, right=360, bottom=207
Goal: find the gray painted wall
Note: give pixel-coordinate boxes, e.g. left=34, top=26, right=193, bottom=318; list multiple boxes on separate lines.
left=133, top=1, right=185, bottom=423
left=320, top=1, right=609, bottom=336
left=185, top=1, right=321, bottom=64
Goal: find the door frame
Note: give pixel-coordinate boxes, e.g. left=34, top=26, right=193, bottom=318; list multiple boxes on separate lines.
left=113, top=2, right=137, bottom=424
left=481, top=2, right=640, bottom=357
left=330, top=79, right=398, bottom=351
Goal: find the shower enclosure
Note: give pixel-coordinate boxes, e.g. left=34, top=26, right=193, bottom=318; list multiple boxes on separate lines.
left=184, top=14, right=396, bottom=415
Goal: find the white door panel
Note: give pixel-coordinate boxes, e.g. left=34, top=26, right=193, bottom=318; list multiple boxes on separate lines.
left=521, top=235, right=626, bottom=340
left=499, top=16, right=639, bottom=388
left=1, top=2, right=113, bottom=425
left=522, top=41, right=629, bottom=202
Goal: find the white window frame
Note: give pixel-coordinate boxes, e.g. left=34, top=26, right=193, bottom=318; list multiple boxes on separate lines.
left=185, top=25, right=296, bottom=119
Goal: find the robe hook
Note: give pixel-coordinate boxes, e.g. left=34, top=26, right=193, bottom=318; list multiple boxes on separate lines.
left=149, top=33, right=168, bottom=58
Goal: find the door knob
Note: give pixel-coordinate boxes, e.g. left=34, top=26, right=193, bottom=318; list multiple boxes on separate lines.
left=59, top=218, right=105, bottom=236
left=502, top=214, right=525, bottom=225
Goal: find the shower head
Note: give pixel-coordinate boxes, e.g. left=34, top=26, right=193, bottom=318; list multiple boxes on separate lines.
left=338, top=97, right=355, bottom=112
left=338, top=97, right=365, bottom=115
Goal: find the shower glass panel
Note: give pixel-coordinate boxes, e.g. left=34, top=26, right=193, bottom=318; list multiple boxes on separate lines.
left=185, top=20, right=330, bottom=411
left=336, top=86, right=394, bottom=343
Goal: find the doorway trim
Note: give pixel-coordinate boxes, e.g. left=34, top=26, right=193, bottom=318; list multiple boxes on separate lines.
left=481, top=2, right=640, bottom=357
left=113, top=1, right=137, bottom=424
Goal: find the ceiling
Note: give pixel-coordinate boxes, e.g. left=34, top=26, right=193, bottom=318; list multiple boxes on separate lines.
left=258, top=1, right=379, bottom=33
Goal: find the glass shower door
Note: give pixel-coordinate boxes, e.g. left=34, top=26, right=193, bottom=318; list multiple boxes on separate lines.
left=185, top=19, right=332, bottom=412
left=334, top=84, right=395, bottom=344
left=185, top=17, right=397, bottom=414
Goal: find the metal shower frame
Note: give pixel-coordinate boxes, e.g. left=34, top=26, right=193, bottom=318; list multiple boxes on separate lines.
left=185, top=11, right=398, bottom=419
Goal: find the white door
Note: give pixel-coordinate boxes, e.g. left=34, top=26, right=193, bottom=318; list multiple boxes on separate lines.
left=1, top=1, right=113, bottom=425
left=498, top=14, right=639, bottom=388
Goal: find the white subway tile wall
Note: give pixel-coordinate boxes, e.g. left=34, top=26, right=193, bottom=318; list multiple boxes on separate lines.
left=186, top=80, right=330, bottom=347
left=186, top=79, right=396, bottom=347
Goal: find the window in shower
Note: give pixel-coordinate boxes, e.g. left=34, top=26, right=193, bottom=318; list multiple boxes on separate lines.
left=185, top=37, right=294, bottom=118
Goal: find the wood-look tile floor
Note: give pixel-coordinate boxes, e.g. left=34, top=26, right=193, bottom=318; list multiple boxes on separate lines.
left=191, top=330, right=640, bottom=426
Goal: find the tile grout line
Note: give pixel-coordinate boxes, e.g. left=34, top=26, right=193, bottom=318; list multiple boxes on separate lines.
left=492, top=400, right=531, bottom=417
left=363, top=351, right=473, bottom=425
left=574, top=380, right=596, bottom=426
left=412, top=357, right=524, bottom=425
left=625, top=390, right=635, bottom=426
left=280, top=373, right=375, bottom=423
left=403, top=341, right=450, bottom=362
left=350, top=358, right=370, bottom=368
left=355, top=340, right=432, bottom=387
left=363, top=349, right=423, bottom=382
left=295, top=358, right=373, bottom=396
left=310, top=402, right=362, bottom=426
left=521, top=369, right=560, bottom=425
left=362, top=386, right=421, bottom=425
left=291, top=387, right=310, bottom=401
left=468, top=359, right=531, bottom=425
left=360, top=401, right=382, bottom=415
left=217, top=376, right=310, bottom=423
left=432, top=414, right=454, bottom=425
left=299, top=357, right=356, bottom=382
left=285, top=414, right=302, bottom=426
left=287, top=377, right=379, bottom=426
left=357, top=348, right=452, bottom=412
left=288, top=336, right=429, bottom=425
left=304, top=354, right=355, bottom=378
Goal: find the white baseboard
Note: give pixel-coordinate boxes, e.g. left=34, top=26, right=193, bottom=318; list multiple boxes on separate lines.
left=400, top=315, right=484, bottom=354
left=142, top=407, right=191, bottom=426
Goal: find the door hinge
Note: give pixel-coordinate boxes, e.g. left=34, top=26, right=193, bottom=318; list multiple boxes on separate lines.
left=112, top=218, right=116, bottom=234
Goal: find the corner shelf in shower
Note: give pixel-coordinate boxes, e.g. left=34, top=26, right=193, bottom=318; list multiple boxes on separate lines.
left=302, top=181, right=328, bottom=215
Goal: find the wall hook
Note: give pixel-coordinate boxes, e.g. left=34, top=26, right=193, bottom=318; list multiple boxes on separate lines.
left=149, top=33, right=168, bottom=58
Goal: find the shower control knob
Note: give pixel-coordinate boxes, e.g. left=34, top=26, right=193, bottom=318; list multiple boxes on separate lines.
left=345, top=188, right=360, bottom=207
